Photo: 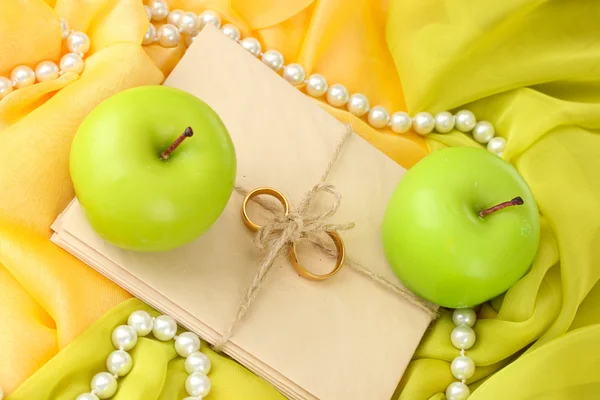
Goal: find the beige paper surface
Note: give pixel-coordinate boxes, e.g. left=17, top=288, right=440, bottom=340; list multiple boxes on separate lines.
left=51, top=26, right=435, bottom=400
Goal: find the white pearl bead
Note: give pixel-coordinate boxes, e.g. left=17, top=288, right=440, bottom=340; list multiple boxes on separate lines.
left=90, top=372, right=118, bottom=399
left=451, top=355, right=475, bottom=380
left=451, top=325, right=476, bottom=350
left=144, top=5, right=152, bottom=21
left=368, top=106, right=390, bottom=128
left=185, top=351, right=212, bottom=374
left=179, top=12, right=200, bottom=37
left=487, top=137, right=507, bottom=156
left=106, top=350, right=133, bottom=377
left=240, top=37, right=262, bottom=57
left=347, top=93, right=370, bottom=116
left=306, top=74, right=328, bottom=97
left=446, top=381, right=471, bottom=400
left=167, top=9, right=183, bottom=26
left=142, top=23, right=156, bottom=46
left=221, top=24, right=241, bottom=41
left=0, top=76, right=14, bottom=99
left=60, top=18, right=70, bottom=40
left=326, top=84, right=349, bottom=107
left=455, top=110, right=477, bottom=132
left=67, top=31, right=91, bottom=55
left=157, top=24, right=180, bottom=48
left=472, top=121, right=495, bottom=144
left=261, top=50, right=284, bottom=71
left=153, top=315, right=177, bottom=341
left=35, top=61, right=59, bottom=82
left=175, top=332, right=201, bottom=357
left=111, top=325, right=138, bottom=351
left=452, top=308, right=476, bottom=327
left=434, top=111, right=455, bottom=133
left=390, top=111, right=412, bottom=133
left=413, top=112, right=435, bottom=135
left=198, top=10, right=222, bottom=29
left=148, top=0, right=169, bottom=21
left=76, top=394, right=99, bottom=400
left=10, top=65, right=36, bottom=89
left=128, top=310, right=153, bottom=336
left=283, top=63, right=305, bottom=86
left=186, top=372, right=211, bottom=397
left=59, top=53, right=84, bottom=74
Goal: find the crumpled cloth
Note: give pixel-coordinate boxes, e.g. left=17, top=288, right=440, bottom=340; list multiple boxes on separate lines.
left=2, top=0, right=600, bottom=399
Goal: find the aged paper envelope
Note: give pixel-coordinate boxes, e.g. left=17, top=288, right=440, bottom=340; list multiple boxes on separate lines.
left=52, top=26, right=435, bottom=400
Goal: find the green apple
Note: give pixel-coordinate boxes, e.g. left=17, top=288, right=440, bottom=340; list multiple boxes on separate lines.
left=70, top=85, right=236, bottom=252
left=382, top=147, right=540, bottom=308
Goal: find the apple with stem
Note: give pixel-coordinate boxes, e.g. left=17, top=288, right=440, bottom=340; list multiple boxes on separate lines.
left=382, top=147, right=540, bottom=308
left=70, top=85, right=236, bottom=252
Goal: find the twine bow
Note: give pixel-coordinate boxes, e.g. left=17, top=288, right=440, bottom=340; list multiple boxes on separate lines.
left=253, top=182, right=354, bottom=253
left=213, top=182, right=354, bottom=351
left=212, top=126, right=437, bottom=352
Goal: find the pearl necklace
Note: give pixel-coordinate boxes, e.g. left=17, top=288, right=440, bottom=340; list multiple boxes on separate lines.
left=0, top=0, right=507, bottom=157
left=446, top=308, right=478, bottom=400
left=75, top=310, right=212, bottom=400
left=140, top=0, right=507, bottom=157
left=0, top=19, right=90, bottom=100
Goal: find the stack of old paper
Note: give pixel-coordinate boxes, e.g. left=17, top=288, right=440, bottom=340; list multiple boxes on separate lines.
left=52, top=26, right=436, bottom=400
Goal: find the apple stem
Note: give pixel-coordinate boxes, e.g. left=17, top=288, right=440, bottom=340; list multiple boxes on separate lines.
left=160, top=127, right=194, bottom=160
left=479, top=197, right=524, bottom=218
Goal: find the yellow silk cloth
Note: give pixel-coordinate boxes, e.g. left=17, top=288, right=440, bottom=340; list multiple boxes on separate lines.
left=0, top=0, right=422, bottom=397
left=1, top=1, right=599, bottom=400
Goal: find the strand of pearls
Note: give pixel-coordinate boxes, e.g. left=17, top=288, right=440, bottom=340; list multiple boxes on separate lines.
left=446, top=308, right=478, bottom=400
left=0, top=1, right=507, bottom=157
left=76, top=310, right=212, bottom=400
left=0, top=19, right=90, bottom=101
left=142, top=0, right=507, bottom=157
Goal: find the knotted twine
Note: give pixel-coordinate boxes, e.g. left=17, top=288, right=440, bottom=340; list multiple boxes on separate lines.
left=213, top=126, right=437, bottom=352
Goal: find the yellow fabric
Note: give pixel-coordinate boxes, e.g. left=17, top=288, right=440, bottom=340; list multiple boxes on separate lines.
left=389, top=0, right=600, bottom=398
left=2, top=1, right=600, bottom=400
left=0, top=0, right=424, bottom=398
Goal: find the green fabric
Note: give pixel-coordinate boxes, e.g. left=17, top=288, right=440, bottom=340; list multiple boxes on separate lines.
left=388, top=0, right=600, bottom=398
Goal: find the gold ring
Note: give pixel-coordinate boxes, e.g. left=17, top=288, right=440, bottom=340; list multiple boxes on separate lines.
left=242, top=187, right=290, bottom=232
left=288, top=231, right=346, bottom=281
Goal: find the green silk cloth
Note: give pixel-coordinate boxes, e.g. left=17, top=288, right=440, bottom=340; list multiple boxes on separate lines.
left=391, top=0, right=600, bottom=398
